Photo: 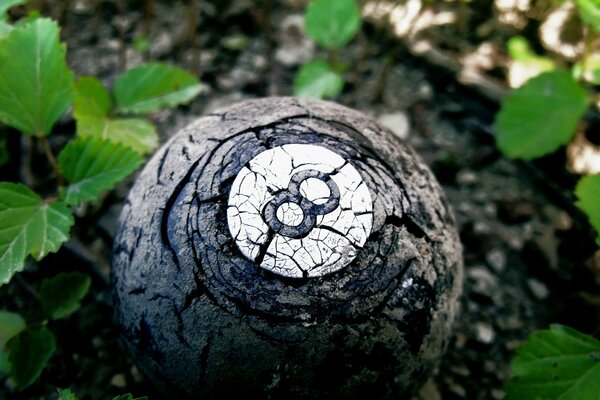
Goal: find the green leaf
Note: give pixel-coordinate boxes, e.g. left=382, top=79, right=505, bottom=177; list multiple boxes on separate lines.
left=74, top=77, right=111, bottom=119
left=114, top=63, right=202, bottom=114
left=40, top=272, right=91, bottom=319
left=294, top=60, right=344, bottom=99
left=305, top=0, right=361, bottom=49
left=58, top=137, right=143, bottom=205
left=112, top=395, right=149, bottom=400
left=0, top=182, right=74, bottom=285
left=7, top=326, right=56, bottom=390
left=57, top=388, right=79, bottom=400
left=573, top=53, right=600, bottom=85
left=575, top=174, right=600, bottom=246
left=0, top=311, right=25, bottom=374
left=575, top=0, right=600, bottom=33
left=505, top=324, right=600, bottom=400
left=76, top=116, right=158, bottom=155
left=0, top=20, right=11, bottom=38
left=73, top=76, right=157, bottom=155
left=0, top=0, right=26, bottom=21
left=0, top=18, right=74, bottom=136
left=494, top=70, right=589, bottom=160
left=507, top=36, right=556, bottom=88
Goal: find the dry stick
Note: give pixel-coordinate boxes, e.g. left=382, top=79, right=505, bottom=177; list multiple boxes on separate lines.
left=140, top=0, right=155, bottom=60
left=19, top=135, right=35, bottom=188
left=39, top=136, right=65, bottom=187
left=115, top=0, right=127, bottom=70
left=187, top=0, right=201, bottom=77
left=14, top=273, right=40, bottom=300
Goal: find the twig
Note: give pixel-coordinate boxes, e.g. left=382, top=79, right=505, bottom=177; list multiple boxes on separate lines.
left=39, top=136, right=65, bottom=187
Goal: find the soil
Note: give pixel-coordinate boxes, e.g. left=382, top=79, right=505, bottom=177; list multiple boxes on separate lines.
left=1, top=1, right=599, bottom=399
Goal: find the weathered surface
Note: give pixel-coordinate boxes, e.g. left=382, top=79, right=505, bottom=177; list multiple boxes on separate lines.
left=112, top=97, right=463, bottom=399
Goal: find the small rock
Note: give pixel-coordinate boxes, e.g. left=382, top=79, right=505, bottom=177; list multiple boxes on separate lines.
left=456, top=169, right=477, bottom=186
left=527, top=278, right=549, bottom=300
left=448, top=382, right=467, bottom=397
left=417, top=379, right=441, bottom=400
left=485, top=248, right=506, bottom=272
left=497, top=199, right=537, bottom=223
left=474, top=322, right=495, bottom=344
left=274, top=15, right=315, bottom=66
left=110, top=374, right=127, bottom=388
left=378, top=112, right=411, bottom=140
left=491, top=389, right=505, bottom=400
left=467, top=266, right=498, bottom=298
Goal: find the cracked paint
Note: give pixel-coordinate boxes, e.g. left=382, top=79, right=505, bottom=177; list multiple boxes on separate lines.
left=227, top=144, right=374, bottom=278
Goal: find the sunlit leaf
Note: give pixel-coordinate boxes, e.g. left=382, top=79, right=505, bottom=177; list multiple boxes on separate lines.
left=572, top=53, right=600, bottom=85
left=293, top=60, right=344, bottom=99
left=0, top=183, right=74, bottom=285
left=575, top=0, right=600, bottom=33
left=505, top=324, right=600, bottom=400
left=0, top=20, right=11, bottom=38
left=0, top=18, right=74, bottom=136
left=112, top=394, right=149, bottom=400
left=114, top=63, right=202, bottom=114
left=0, top=311, right=25, bottom=374
left=304, top=0, right=361, bottom=49
left=575, top=174, right=600, bottom=246
left=58, top=137, right=143, bottom=205
left=40, top=272, right=91, bottom=319
left=507, top=36, right=556, bottom=88
left=76, top=116, right=158, bottom=155
left=495, top=70, right=589, bottom=159
left=7, top=326, right=56, bottom=390
left=57, top=388, right=79, bottom=400
left=74, top=77, right=111, bottom=119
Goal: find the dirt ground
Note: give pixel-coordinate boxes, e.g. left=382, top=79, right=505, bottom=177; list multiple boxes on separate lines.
left=1, top=1, right=599, bottom=399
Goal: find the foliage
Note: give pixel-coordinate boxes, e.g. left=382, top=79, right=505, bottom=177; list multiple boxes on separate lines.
left=58, top=137, right=143, bottom=205
left=304, top=0, right=361, bottom=49
left=114, top=63, right=203, bottom=114
left=0, top=183, right=74, bottom=285
left=0, top=18, right=74, bottom=136
left=574, top=0, right=600, bottom=33
left=7, top=326, right=56, bottom=390
left=495, top=70, right=589, bottom=160
left=40, top=272, right=91, bottom=319
left=294, top=60, right=344, bottom=98
left=505, top=325, right=600, bottom=399
left=58, top=388, right=148, bottom=400
left=0, top=311, right=25, bottom=375
left=294, top=0, right=361, bottom=99
left=0, top=7, right=202, bottom=392
left=575, top=174, right=600, bottom=246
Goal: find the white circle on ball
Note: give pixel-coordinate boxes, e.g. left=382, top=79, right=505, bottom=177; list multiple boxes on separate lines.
left=227, top=144, right=374, bottom=278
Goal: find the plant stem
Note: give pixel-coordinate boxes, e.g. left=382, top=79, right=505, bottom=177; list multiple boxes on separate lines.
left=580, top=27, right=596, bottom=83
left=39, top=136, right=65, bottom=187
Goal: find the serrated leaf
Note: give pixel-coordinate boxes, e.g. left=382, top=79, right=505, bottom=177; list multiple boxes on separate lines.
left=76, top=116, right=158, bottom=155
left=0, top=183, right=74, bottom=285
left=575, top=0, right=600, bottom=33
left=0, top=18, right=74, bottom=136
left=505, top=324, right=600, bottom=400
left=305, top=0, right=361, bottom=49
left=57, top=388, right=79, bottom=400
left=74, top=76, right=111, bottom=119
left=575, top=174, right=600, bottom=246
left=112, top=395, right=149, bottom=400
left=0, top=311, right=25, bottom=374
left=0, top=0, right=25, bottom=21
left=58, top=137, right=143, bottom=205
left=114, top=63, right=202, bottom=114
left=294, top=60, right=344, bottom=99
left=7, top=326, right=56, bottom=390
left=494, top=70, right=589, bottom=160
left=40, top=272, right=91, bottom=319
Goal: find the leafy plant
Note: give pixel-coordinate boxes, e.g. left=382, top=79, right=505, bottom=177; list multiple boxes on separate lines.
left=0, top=13, right=202, bottom=285
left=505, top=324, right=600, bottom=399
left=58, top=388, right=148, bottom=400
left=0, top=271, right=91, bottom=389
left=494, top=0, right=600, bottom=248
left=293, top=0, right=361, bottom=99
